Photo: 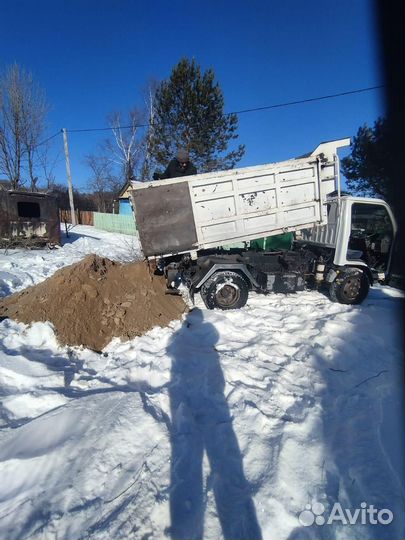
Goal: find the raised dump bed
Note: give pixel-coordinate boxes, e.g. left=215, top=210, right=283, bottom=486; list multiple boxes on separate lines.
left=130, top=138, right=350, bottom=258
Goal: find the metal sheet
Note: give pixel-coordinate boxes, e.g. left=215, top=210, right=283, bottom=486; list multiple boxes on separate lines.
left=130, top=182, right=197, bottom=257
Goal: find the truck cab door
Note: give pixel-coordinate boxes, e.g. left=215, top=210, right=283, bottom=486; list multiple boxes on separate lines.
left=347, top=202, right=396, bottom=278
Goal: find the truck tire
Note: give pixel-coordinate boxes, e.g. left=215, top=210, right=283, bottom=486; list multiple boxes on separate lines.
left=200, top=271, right=249, bottom=310
left=329, top=268, right=370, bottom=305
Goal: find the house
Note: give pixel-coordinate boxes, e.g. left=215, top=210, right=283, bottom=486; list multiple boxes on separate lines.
left=117, top=179, right=134, bottom=215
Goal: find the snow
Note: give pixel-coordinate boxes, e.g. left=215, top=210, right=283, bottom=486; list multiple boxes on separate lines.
left=0, top=225, right=404, bottom=540
left=0, top=225, right=141, bottom=298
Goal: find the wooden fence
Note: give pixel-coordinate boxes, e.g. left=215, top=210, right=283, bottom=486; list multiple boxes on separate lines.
left=59, top=210, right=94, bottom=226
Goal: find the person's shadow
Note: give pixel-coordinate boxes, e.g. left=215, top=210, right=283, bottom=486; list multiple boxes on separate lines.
left=167, top=308, right=262, bottom=540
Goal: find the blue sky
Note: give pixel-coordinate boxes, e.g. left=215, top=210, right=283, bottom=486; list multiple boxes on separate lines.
left=1, top=0, right=384, bottom=190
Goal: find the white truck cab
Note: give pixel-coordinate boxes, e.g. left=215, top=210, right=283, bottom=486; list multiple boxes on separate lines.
left=300, top=196, right=397, bottom=277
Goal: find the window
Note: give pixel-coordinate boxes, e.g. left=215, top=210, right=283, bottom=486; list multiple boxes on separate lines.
left=348, top=203, right=393, bottom=270
left=17, top=201, right=41, bottom=218
left=350, top=203, right=393, bottom=239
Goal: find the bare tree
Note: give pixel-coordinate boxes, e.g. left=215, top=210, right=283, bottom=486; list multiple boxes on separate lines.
left=84, top=152, right=120, bottom=212
left=37, top=140, right=62, bottom=191
left=103, top=108, right=145, bottom=182
left=0, top=63, right=49, bottom=190
left=0, top=64, right=26, bottom=188
left=140, top=78, right=160, bottom=181
left=21, top=80, right=49, bottom=191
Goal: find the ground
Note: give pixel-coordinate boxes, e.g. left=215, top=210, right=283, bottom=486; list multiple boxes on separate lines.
left=0, top=226, right=404, bottom=540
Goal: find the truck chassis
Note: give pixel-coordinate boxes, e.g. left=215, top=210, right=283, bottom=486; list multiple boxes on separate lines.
left=160, top=241, right=371, bottom=310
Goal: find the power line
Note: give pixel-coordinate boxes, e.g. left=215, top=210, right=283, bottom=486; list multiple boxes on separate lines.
left=68, top=125, right=143, bottom=133
left=34, top=130, right=62, bottom=149
left=231, top=85, right=385, bottom=115
left=41, top=85, right=385, bottom=137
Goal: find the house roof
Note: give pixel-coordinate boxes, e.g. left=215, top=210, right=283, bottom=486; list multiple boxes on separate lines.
left=118, top=179, right=133, bottom=199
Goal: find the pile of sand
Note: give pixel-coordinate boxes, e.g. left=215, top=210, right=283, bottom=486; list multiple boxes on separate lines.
left=0, top=254, right=187, bottom=351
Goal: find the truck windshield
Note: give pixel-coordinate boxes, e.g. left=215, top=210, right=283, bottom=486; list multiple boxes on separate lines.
left=347, top=203, right=394, bottom=271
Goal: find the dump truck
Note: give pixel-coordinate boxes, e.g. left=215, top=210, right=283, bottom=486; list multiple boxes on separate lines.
left=130, top=138, right=397, bottom=309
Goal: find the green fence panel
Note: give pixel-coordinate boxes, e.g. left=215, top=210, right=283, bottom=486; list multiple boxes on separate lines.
left=93, top=212, right=137, bottom=236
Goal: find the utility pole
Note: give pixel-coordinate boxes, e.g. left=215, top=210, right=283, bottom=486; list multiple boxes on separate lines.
left=62, top=128, right=76, bottom=226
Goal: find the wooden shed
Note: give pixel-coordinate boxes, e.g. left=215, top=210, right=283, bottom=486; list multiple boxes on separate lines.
left=0, top=190, right=61, bottom=247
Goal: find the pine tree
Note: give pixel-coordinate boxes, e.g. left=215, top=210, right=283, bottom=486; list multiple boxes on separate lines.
left=341, top=117, right=393, bottom=204
left=148, top=58, right=245, bottom=174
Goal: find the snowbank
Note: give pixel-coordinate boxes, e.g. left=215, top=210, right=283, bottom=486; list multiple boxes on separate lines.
left=0, top=226, right=404, bottom=539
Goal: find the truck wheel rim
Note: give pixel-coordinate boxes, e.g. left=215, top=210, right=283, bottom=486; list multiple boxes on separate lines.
left=216, top=284, right=240, bottom=307
left=342, top=276, right=361, bottom=300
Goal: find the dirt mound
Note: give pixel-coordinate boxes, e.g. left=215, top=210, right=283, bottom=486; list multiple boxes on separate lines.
left=0, top=254, right=187, bottom=351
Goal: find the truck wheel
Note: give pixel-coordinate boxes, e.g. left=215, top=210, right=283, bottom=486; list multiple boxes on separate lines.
left=329, top=268, right=370, bottom=305
left=200, top=271, right=249, bottom=310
